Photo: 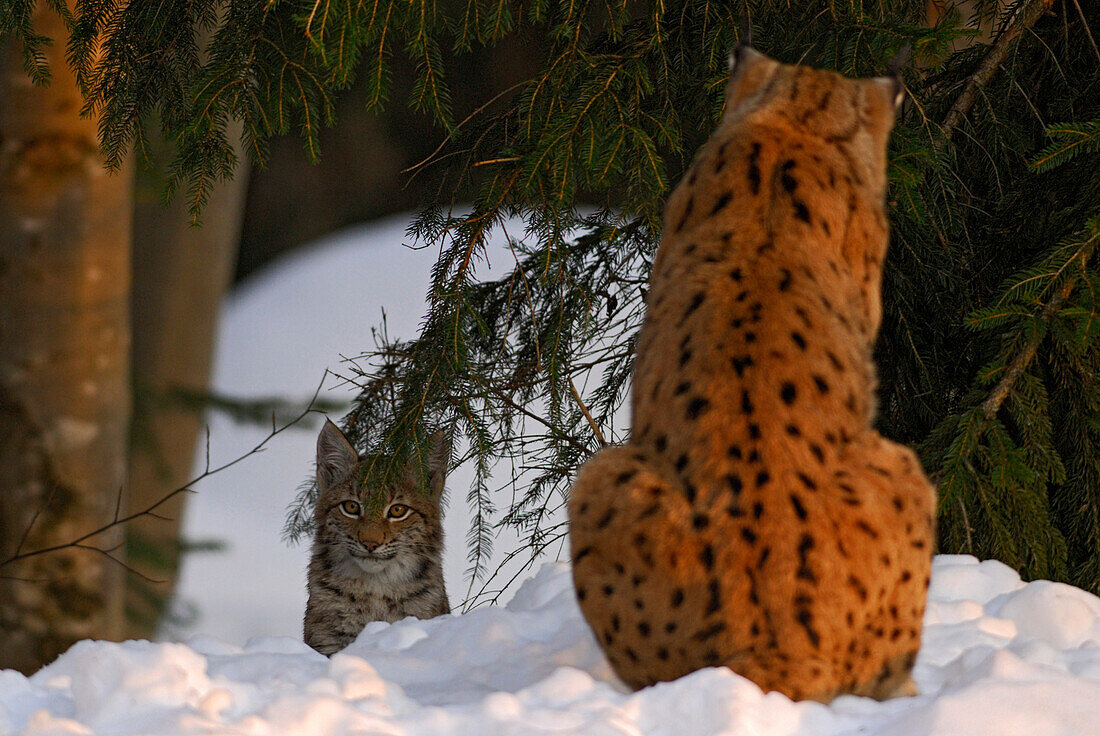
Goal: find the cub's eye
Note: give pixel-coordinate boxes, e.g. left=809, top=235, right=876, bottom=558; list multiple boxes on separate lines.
left=339, top=500, right=362, bottom=518
left=386, top=504, right=411, bottom=520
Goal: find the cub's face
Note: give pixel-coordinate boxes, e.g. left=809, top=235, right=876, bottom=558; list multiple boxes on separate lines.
left=314, top=421, right=446, bottom=572
left=722, top=45, right=901, bottom=192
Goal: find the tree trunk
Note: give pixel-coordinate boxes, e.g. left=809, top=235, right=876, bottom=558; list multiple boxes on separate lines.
left=0, top=6, right=134, bottom=673
left=124, top=130, right=246, bottom=639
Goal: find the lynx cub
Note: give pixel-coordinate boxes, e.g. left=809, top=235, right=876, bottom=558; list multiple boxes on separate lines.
left=304, top=420, right=450, bottom=655
left=568, top=46, right=936, bottom=701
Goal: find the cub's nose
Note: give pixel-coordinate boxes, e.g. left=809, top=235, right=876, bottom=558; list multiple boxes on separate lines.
left=361, top=541, right=380, bottom=552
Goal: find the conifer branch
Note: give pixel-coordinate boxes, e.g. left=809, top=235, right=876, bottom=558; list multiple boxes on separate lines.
left=941, top=0, right=1054, bottom=140
left=981, top=234, right=1096, bottom=419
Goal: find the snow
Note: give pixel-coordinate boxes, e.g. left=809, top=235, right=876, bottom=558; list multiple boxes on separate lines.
left=4, top=556, right=1100, bottom=735
left=5, top=217, right=1100, bottom=733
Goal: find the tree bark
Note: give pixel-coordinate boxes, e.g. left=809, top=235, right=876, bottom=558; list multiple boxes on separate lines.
left=0, top=6, right=134, bottom=673
left=124, top=128, right=246, bottom=639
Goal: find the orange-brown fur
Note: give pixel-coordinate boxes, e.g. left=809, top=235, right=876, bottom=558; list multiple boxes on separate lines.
left=568, top=47, right=936, bottom=702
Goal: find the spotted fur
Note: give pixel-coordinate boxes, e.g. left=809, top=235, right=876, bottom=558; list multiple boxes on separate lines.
left=568, top=46, right=935, bottom=702
left=304, top=421, right=450, bottom=655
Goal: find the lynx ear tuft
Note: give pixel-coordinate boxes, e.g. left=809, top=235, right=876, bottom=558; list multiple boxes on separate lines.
left=425, top=430, right=451, bottom=502
left=316, top=419, right=358, bottom=492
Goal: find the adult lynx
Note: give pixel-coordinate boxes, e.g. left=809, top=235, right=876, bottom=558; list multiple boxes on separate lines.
left=304, top=420, right=450, bottom=655
left=568, top=45, right=935, bottom=701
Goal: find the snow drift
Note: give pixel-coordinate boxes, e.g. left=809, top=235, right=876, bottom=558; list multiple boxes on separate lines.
left=4, top=554, right=1100, bottom=735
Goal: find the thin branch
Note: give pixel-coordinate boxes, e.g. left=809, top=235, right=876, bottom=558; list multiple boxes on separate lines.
left=1, top=377, right=328, bottom=571
left=942, top=0, right=1055, bottom=141
left=1070, top=0, right=1100, bottom=63
left=569, top=378, right=607, bottom=447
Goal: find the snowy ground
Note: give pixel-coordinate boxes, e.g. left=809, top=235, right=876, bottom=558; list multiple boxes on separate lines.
left=5, top=217, right=1100, bottom=734
left=4, top=555, right=1100, bottom=735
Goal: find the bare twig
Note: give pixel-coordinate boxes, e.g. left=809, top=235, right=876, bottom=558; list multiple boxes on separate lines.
left=1070, top=0, right=1100, bottom=63
left=942, top=0, right=1055, bottom=141
left=569, top=378, right=607, bottom=447
left=473, top=378, right=593, bottom=455
left=0, top=378, right=327, bottom=572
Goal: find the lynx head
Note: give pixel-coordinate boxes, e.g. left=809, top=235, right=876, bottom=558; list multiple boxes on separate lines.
left=723, top=44, right=902, bottom=194
left=313, top=420, right=448, bottom=577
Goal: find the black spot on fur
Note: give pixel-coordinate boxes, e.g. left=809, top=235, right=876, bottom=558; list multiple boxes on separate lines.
left=856, top=520, right=880, bottom=539
left=679, top=350, right=693, bottom=367
left=732, top=356, right=754, bottom=376
left=745, top=331, right=757, bottom=343
left=748, top=424, right=761, bottom=439
left=796, top=609, right=821, bottom=648
left=671, top=588, right=684, bottom=607
left=597, top=510, right=615, bottom=529
left=727, top=445, right=742, bottom=460
left=674, top=381, right=691, bottom=395
left=706, top=580, right=722, bottom=615
left=748, top=142, right=762, bottom=194
left=603, top=584, right=615, bottom=597
left=574, top=545, right=593, bottom=563
left=726, top=474, right=743, bottom=494
left=797, top=473, right=818, bottom=490
left=699, top=545, right=715, bottom=570
left=657, top=647, right=670, bottom=660
left=741, top=527, right=757, bottom=544
left=655, top=434, right=667, bottom=451
left=674, top=195, right=694, bottom=232
left=781, top=382, right=797, bottom=404
left=692, top=512, right=709, bottom=530
left=791, top=332, right=806, bottom=350
left=686, top=397, right=710, bottom=419
left=793, top=200, right=811, bottom=222
left=730, top=267, right=743, bottom=281
left=779, top=160, right=797, bottom=192
left=810, top=444, right=825, bottom=463
left=757, top=546, right=771, bottom=569
left=683, top=292, right=705, bottom=320
left=675, top=454, right=688, bottom=472
left=611, top=614, right=620, bottom=632
left=779, top=268, right=792, bottom=291
left=615, top=470, right=637, bottom=485
left=785, top=424, right=801, bottom=436
left=638, top=621, right=651, bottom=637
left=752, top=502, right=764, bottom=519
left=741, top=390, right=755, bottom=414
left=755, top=470, right=770, bottom=487
left=710, top=192, right=733, bottom=215
left=696, top=620, right=727, bottom=640
left=790, top=494, right=808, bottom=520
left=848, top=575, right=868, bottom=601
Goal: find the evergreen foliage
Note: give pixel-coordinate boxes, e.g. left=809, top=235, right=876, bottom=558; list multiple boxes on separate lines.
left=6, top=1, right=1097, bottom=603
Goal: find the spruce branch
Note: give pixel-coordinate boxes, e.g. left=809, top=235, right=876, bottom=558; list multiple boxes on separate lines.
left=980, top=222, right=1098, bottom=420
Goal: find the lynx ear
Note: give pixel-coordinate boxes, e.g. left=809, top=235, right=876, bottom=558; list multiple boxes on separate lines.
left=316, top=419, right=358, bottom=492
left=425, top=430, right=451, bottom=503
